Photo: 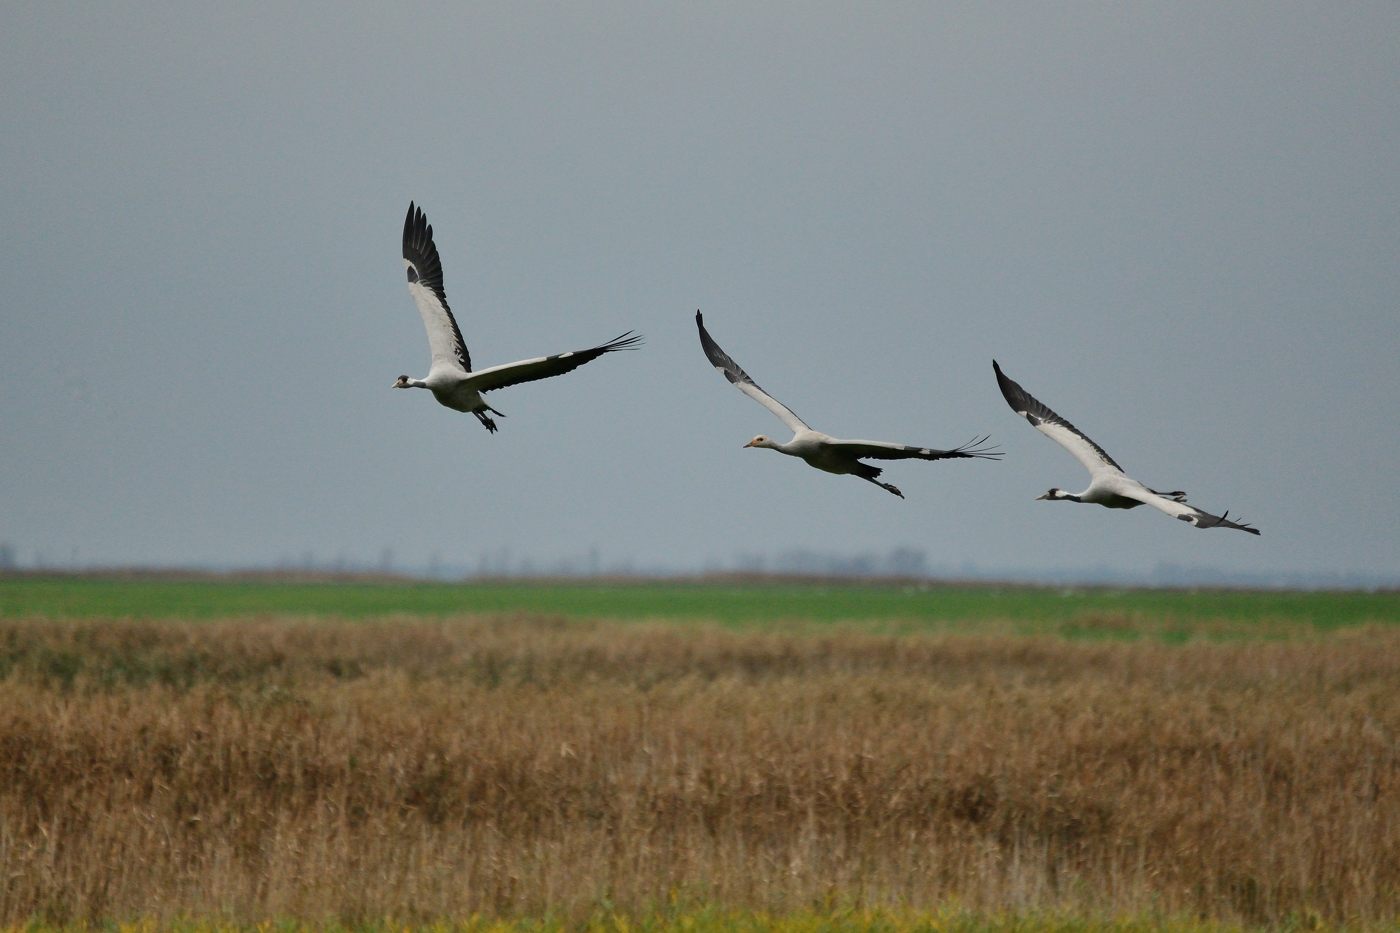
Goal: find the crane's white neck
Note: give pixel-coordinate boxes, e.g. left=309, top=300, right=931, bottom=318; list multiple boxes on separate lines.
left=744, top=436, right=789, bottom=453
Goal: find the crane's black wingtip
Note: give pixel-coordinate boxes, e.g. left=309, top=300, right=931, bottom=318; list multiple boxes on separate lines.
left=694, top=312, right=722, bottom=355
left=1202, top=509, right=1262, bottom=535
left=404, top=201, right=434, bottom=250
left=991, top=359, right=1034, bottom=414
left=954, top=434, right=1004, bottom=460
left=601, top=331, right=644, bottom=352
left=1229, top=512, right=1263, bottom=536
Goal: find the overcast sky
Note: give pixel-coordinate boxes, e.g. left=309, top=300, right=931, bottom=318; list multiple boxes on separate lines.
left=2, top=3, right=1397, bottom=582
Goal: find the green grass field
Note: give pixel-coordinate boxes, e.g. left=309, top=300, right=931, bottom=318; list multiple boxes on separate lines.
left=1, top=576, right=1396, bottom=639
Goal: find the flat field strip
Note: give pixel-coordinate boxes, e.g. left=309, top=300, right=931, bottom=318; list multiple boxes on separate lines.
left=1, top=578, right=1396, bottom=636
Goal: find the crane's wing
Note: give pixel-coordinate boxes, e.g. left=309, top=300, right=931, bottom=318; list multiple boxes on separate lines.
left=993, top=360, right=1123, bottom=479
left=464, top=332, right=642, bottom=393
left=1116, top=486, right=1261, bottom=535
left=403, top=202, right=471, bottom=375
left=696, top=311, right=810, bottom=433
left=824, top=435, right=1002, bottom=462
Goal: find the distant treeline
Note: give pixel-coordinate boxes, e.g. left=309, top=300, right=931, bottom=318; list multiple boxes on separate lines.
left=1, top=540, right=1395, bottom=590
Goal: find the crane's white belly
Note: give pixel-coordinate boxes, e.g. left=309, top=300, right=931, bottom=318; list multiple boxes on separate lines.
left=428, top=376, right=484, bottom=413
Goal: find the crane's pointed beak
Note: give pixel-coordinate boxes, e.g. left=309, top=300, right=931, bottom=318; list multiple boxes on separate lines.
left=743, top=440, right=756, bottom=448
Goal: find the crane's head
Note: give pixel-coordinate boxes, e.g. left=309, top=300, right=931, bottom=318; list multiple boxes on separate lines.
left=743, top=435, right=773, bottom=450
left=392, top=375, right=411, bottom=389
left=1036, top=488, right=1069, bottom=501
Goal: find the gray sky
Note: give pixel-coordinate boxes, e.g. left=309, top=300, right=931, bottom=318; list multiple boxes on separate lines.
left=3, top=3, right=1398, bottom=582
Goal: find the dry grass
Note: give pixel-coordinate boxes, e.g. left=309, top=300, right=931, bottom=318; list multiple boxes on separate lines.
left=0, top=614, right=1397, bottom=928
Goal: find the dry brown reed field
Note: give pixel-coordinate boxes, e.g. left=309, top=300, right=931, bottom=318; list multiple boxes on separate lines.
left=1, top=612, right=1398, bottom=928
